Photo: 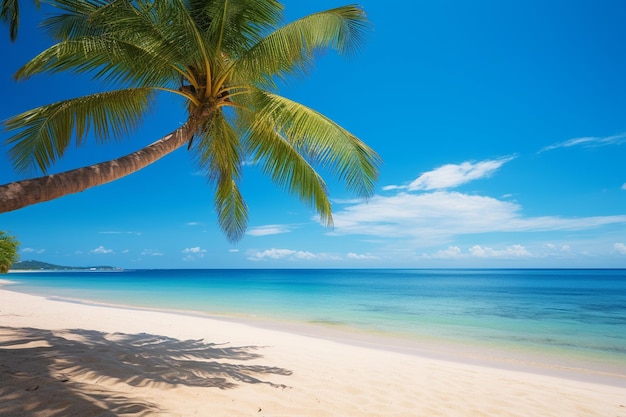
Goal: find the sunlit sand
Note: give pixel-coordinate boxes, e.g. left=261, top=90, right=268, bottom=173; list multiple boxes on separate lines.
left=0, top=289, right=623, bottom=416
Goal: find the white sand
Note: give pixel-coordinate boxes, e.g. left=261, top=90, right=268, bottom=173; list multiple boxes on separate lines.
left=0, top=288, right=624, bottom=417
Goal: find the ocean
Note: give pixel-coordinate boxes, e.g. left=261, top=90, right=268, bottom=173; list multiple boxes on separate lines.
left=4, top=268, right=626, bottom=376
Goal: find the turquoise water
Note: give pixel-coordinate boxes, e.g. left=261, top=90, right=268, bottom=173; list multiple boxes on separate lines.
left=4, top=268, right=626, bottom=372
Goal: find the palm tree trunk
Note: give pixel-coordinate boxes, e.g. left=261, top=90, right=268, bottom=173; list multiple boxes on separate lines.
left=0, top=118, right=197, bottom=213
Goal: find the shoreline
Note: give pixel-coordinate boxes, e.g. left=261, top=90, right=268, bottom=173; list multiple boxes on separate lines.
left=3, top=286, right=625, bottom=388
left=1, top=288, right=625, bottom=416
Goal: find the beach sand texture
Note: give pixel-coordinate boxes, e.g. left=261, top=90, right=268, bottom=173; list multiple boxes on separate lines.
left=0, top=289, right=624, bottom=417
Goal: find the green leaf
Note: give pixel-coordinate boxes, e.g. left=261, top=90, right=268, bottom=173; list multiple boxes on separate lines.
left=192, top=111, right=248, bottom=242
left=4, top=88, right=154, bottom=173
left=250, top=91, right=380, bottom=198
left=246, top=119, right=333, bottom=226
left=215, top=177, right=248, bottom=243
left=234, top=5, right=369, bottom=86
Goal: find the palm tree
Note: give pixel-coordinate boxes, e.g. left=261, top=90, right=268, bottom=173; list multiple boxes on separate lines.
left=0, top=231, right=20, bottom=273
left=0, top=0, right=380, bottom=242
left=1, top=0, right=40, bottom=41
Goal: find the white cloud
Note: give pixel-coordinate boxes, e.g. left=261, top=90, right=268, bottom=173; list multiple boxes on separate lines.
left=469, top=244, right=531, bottom=258
left=250, top=248, right=296, bottom=259
left=183, top=247, right=207, bottom=254
left=317, top=157, right=626, bottom=264
left=182, top=247, right=206, bottom=261
left=383, top=156, right=514, bottom=191
left=540, top=133, right=626, bottom=153
left=247, top=224, right=292, bottom=236
left=186, top=222, right=203, bottom=226
left=545, top=243, right=570, bottom=252
left=248, top=248, right=341, bottom=262
left=99, top=231, right=142, bottom=235
left=615, top=243, right=626, bottom=255
left=90, top=246, right=113, bottom=254
left=21, top=247, right=45, bottom=254
left=428, top=246, right=463, bottom=259
left=424, top=244, right=531, bottom=259
left=294, top=251, right=317, bottom=260
left=621, top=183, right=626, bottom=191
left=328, top=191, right=626, bottom=246
left=229, top=249, right=239, bottom=253
left=346, top=252, right=379, bottom=260
left=141, top=249, right=164, bottom=256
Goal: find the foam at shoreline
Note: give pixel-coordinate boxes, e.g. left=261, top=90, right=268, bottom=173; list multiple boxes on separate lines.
left=4, top=286, right=626, bottom=387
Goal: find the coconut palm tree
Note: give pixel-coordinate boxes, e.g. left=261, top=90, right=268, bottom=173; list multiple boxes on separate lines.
left=1, top=0, right=380, bottom=242
left=1, top=0, right=40, bottom=41
left=0, top=231, right=19, bottom=273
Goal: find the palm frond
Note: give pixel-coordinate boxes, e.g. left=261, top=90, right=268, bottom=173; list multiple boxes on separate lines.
left=188, top=0, right=282, bottom=55
left=30, top=1, right=211, bottom=91
left=234, top=5, right=369, bottom=86
left=4, top=87, right=154, bottom=174
left=164, top=0, right=218, bottom=92
left=192, top=111, right=247, bottom=242
left=193, top=111, right=241, bottom=180
left=42, top=0, right=109, bottom=40
left=1, top=0, right=19, bottom=41
left=246, top=120, right=333, bottom=226
left=250, top=91, right=380, bottom=198
left=25, top=1, right=203, bottom=88
left=215, top=176, right=248, bottom=243
left=15, top=38, right=181, bottom=89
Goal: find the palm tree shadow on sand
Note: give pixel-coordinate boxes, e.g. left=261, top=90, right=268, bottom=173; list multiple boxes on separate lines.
left=0, top=326, right=292, bottom=416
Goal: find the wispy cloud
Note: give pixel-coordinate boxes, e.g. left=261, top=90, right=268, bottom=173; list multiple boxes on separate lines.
left=383, top=156, right=514, bottom=191
left=90, top=246, right=113, bottom=254
left=539, top=133, right=626, bottom=153
left=21, top=247, right=45, bottom=254
left=428, top=246, right=463, bottom=259
left=141, top=249, right=164, bottom=256
left=183, top=247, right=206, bottom=254
left=469, top=244, right=530, bottom=258
left=615, top=243, right=626, bottom=255
left=99, top=231, right=142, bottom=236
left=423, top=244, right=531, bottom=259
left=247, top=224, right=293, bottom=236
left=545, top=243, right=571, bottom=253
left=329, top=191, right=626, bottom=244
left=347, top=252, right=379, bottom=260
left=182, top=246, right=207, bottom=261
left=247, top=248, right=341, bottom=262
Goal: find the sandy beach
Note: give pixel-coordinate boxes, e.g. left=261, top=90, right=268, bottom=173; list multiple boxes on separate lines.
left=0, top=288, right=624, bottom=417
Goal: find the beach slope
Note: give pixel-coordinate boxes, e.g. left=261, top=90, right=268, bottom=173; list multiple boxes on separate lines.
left=0, top=289, right=623, bottom=416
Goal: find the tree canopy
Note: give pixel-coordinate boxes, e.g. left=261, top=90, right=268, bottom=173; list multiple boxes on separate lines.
left=2, top=0, right=380, bottom=242
left=0, top=231, right=20, bottom=273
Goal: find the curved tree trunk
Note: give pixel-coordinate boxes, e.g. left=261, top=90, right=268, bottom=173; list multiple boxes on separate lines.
left=0, top=118, right=198, bottom=213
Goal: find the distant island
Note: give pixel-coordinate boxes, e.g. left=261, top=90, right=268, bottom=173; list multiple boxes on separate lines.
left=10, top=260, right=120, bottom=271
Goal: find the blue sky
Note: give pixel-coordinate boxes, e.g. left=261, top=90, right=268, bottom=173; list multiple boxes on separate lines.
left=1, top=0, right=626, bottom=269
